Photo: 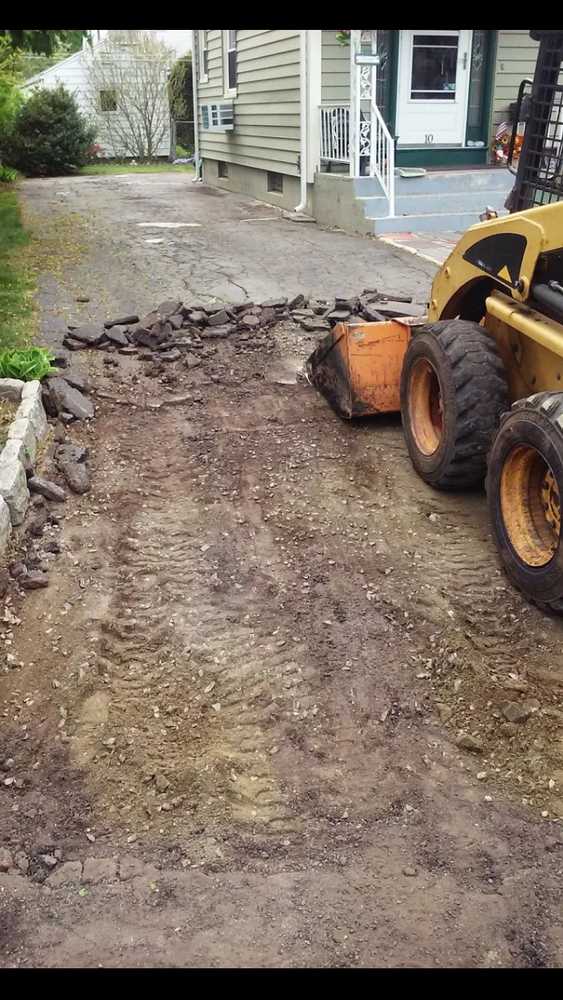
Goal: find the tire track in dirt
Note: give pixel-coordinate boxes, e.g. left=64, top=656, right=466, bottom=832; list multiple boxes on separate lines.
left=342, top=427, right=553, bottom=666
left=70, top=411, right=323, bottom=838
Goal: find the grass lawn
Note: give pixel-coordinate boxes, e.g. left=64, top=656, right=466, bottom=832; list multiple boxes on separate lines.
left=0, top=185, right=33, bottom=349
left=80, top=162, right=195, bottom=176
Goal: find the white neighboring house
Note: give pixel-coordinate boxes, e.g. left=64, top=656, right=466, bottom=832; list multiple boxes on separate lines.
left=21, top=31, right=192, bottom=159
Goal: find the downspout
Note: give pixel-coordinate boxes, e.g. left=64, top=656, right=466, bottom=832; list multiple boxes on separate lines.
left=294, top=29, right=308, bottom=213
left=191, top=30, right=202, bottom=182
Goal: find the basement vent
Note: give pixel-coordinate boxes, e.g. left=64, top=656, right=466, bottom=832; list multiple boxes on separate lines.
left=267, top=172, right=284, bottom=194
left=201, top=102, right=234, bottom=132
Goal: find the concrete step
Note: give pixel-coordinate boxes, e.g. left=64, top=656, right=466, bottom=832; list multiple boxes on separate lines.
left=359, top=189, right=510, bottom=215
left=368, top=210, right=508, bottom=235
left=354, top=168, right=512, bottom=198
left=395, top=169, right=512, bottom=195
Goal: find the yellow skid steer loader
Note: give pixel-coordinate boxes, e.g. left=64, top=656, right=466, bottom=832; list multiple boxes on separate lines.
left=308, top=29, right=563, bottom=612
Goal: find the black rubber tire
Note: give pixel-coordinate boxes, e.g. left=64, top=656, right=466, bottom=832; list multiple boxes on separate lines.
left=400, top=319, right=509, bottom=490
left=486, top=392, right=563, bottom=613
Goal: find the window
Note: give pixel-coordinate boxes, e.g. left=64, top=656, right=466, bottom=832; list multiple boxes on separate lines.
left=218, top=161, right=229, bottom=178
left=99, top=88, right=117, bottom=112
left=224, top=30, right=237, bottom=94
left=199, top=30, right=208, bottom=82
left=267, top=172, right=284, bottom=194
left=410, top=33, right=458, bottom=101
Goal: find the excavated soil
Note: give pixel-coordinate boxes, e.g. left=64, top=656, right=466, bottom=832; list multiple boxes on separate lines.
left=1, top=175, right=563, bottom=968
left=1, top=326, right=563, bottom=967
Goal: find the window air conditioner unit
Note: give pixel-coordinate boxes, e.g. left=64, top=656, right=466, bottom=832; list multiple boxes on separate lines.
left=201, top=102, right=234, bottom=132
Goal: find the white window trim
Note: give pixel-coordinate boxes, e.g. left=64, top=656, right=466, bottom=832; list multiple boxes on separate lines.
left=223, top=29, right=237, bottom=98
left=199, top=29, right=208, bottom=84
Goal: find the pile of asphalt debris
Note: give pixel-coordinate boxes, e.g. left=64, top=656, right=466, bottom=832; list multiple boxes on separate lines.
left=4, top=287, right=420, bottom=597
left=55, top=288, right=418, bottom=364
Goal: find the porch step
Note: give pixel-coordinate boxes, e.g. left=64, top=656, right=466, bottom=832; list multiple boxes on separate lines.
left=360, top=188, right=510, bottom=215
left=354, top=168, right=513, bottom=198
left=368, top=209, right=508, bottom=235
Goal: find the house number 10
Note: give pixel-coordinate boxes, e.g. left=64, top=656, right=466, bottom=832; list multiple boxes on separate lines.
left=425, top=134, right=434, bottom=144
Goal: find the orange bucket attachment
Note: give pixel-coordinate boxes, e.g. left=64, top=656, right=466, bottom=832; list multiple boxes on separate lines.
left=306, top=320, right=414, bottom=419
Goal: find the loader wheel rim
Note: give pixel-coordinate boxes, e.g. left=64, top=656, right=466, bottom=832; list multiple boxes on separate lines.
left=408, top=358, right=443, bottom=456
left=500, top=444, right=560, bottom=567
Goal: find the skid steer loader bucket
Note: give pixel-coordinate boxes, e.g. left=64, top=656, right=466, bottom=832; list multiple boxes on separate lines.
left=306, top=319, right=416, bottom=419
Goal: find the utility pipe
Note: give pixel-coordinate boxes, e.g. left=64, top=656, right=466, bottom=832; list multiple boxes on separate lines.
left=294, top=29, right=308, bottom=213
left=191, top=29, right=202, bottom=182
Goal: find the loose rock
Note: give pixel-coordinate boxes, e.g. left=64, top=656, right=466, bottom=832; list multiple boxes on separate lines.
left=207, top=309, right=230, bottom=327
left=455, top=733, right=485, bottom=753
left=160, top=349, right=181, bottom=363
left=28, top=477, right=66, bottom=503
left=0, top=848, right=12, bottom=872
left=327, top=310, right=351, bottom=324
left=50, top=349, right=69, bottom=369
left=104, top=314, right=139, bottom=329
left=501, top=701, right=535, bottom=724
left=20, top=571, right=49, bottom=590
left=104, top=327, right=129, bottom=348
left=63, top=336, right=88, bottom=351
left=46, top=378, right=94, bottom=421
left=300, top=318, right=331, bottom=333
left=288, top=293, right=306, bottom=310
left=261, top=297, right=288, bottom=309
left=58, top=461, right=90, bottom=495
left=40, top=854, right=58, bottom=868
left=67, top=324, right=105, bottom=347
left=156, top=300, right=183, bottom=319
left=186, top=310, right=207, bottom=325
left=55, top=443, right=89, bottom=494
left=0, top=379, right=24, bottom=403
left=240, top=314, right=260, bottom=329
left=200, top=325, right=234, bottom=339
left=46, top=861, right=82, bottom=887
left=56, top=443, right=87, bottom=465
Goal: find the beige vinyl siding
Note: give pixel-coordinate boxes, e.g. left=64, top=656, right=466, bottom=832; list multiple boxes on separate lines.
left=321, top=30, right=350, bottom=104
left=491, top=30, right=539, bottom=130
left=198, top=29, right=301, bottom=176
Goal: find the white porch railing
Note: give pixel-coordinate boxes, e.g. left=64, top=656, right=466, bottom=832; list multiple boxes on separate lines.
left=319, top=103, right=395, bottom=217
left=320, top=104, right=350, bottom=162
left=369, top=103, right=395, bottom=219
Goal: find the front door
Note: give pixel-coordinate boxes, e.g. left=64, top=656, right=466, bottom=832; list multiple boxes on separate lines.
left=396, top=30, right=473, bottom=146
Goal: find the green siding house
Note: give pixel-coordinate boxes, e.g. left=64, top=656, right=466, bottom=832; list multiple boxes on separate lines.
left=192, top=29, right=539, bottom=233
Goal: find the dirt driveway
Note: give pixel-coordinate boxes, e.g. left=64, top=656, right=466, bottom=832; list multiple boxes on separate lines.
left=1, top=174, right=563, bottom=968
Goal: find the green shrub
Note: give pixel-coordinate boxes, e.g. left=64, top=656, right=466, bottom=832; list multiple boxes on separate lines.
left=1, top=84, right=95, bottom=177
left=0, top=164, right=16, bottom=183
left=0, top=347, right=55, bottom=380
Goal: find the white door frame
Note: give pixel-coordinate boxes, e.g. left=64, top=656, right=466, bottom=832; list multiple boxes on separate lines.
left=396, top=29, right=473, bottom=147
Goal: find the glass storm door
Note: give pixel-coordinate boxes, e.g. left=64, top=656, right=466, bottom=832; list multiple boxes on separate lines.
left=396, top=30, right=473, bottom=145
